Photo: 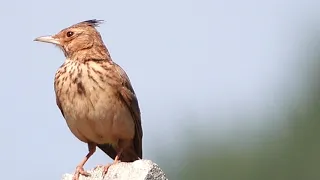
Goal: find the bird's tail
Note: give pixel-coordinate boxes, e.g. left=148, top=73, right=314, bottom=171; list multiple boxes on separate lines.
left=97, top=143, right=140, bottom=162
left=120, top=147, right=140, bottom=162
left=97, top=144, right=117, bottom=160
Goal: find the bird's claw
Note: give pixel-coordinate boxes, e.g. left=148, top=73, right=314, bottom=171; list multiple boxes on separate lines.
left=102, top=164, right=111, bottom=176
left=102, top=160, right=121, bottom=177
left=93, top=164, right=103, bottom=170
left=72, top=166, right=90, bottom=180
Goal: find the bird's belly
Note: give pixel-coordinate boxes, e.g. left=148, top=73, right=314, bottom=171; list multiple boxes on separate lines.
left=60, top=88, right=134, bottom=145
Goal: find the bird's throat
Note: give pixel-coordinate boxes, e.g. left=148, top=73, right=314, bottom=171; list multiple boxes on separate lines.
left=69, top=44, right=112, bottom=62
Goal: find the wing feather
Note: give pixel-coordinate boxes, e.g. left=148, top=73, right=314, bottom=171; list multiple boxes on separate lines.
left=114, top=63, right=143, bottom=158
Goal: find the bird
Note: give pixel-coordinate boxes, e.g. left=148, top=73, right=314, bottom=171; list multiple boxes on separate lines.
left=34, top=19, right=143, bottom=180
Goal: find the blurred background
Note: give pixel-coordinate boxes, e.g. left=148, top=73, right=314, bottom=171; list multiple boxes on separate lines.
left=1, top=0, right=320, bottom=180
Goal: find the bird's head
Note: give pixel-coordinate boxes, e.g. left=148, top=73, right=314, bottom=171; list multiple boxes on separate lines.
left=34, top=19, right=110, bottom=61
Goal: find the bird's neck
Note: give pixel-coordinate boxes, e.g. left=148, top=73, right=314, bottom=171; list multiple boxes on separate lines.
left=69, top=44, right=112, bottom=63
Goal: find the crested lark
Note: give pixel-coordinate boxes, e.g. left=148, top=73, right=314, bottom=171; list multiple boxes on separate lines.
left=34, top=20, right=143, bottom=180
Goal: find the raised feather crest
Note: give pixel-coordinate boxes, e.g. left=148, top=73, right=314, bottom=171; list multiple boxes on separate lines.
left=73, top=19, right=104, bottom=28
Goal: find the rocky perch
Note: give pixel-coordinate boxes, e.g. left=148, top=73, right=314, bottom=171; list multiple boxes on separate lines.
left=61, top=160, right=168, bottom=180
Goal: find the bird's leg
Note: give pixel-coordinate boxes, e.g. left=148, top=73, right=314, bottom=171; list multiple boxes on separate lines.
left=102, top=149, right=123, bottom=176
left=73, top=143, right=96, bottom=180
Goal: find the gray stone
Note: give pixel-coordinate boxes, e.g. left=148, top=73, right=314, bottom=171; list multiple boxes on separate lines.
left=61, top=160, right=168, bottom=180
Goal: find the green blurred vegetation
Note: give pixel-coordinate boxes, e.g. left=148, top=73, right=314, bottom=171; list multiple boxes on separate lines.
left=155, top=30, right=320, bottom=180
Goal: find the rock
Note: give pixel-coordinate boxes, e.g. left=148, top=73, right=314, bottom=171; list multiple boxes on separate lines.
left=61, top=160, right=168, bottom=180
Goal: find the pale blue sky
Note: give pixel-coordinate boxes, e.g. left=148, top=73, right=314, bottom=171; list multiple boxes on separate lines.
left=1, top=0, right=320, bottom=179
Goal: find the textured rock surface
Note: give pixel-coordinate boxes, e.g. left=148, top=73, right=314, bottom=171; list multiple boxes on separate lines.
left=61, top=160, right=168, bottom=180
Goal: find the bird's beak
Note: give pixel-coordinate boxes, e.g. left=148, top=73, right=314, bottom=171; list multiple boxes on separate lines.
left=34, top=35, right=60, bottom=45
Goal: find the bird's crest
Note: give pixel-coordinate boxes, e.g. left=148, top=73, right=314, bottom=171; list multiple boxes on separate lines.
left=72, top=19, right=104, bottom=28
left=82, top=19, right=104, bottom=27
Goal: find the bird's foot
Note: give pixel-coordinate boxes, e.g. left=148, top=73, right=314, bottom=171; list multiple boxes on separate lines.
left=93, top=164, right=103, bottom=170
left=72, top=166, right=90, bottom=180
left=102, top=160, right=121, bottom=177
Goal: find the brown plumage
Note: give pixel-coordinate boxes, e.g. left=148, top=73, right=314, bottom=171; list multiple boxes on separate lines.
left=34, top=19, right=143, bottom=180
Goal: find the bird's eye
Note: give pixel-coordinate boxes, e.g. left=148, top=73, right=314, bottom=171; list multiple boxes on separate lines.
left=66, top=31, right=74, bottom=37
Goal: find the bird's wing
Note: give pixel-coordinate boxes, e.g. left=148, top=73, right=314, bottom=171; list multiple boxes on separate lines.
left=56, top=96, right=65, bottom=117
left=113, top=62, right=143, bottom=158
